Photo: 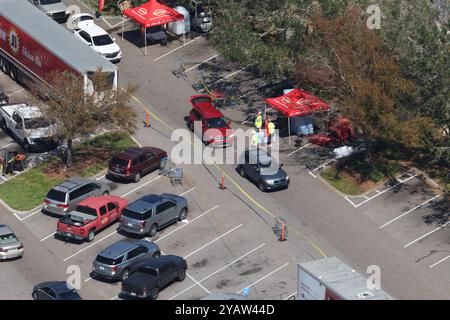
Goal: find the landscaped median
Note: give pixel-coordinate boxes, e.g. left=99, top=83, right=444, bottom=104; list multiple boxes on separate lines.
left=0, top=131, right=137, bottom=212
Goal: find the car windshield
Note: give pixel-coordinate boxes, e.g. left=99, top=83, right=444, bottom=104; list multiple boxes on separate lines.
left=0, top=233, right=18, bottom=245
left=79, top=16, right=93, bottom=22
left=206, top=117, right=227, bottom=129
left=111, top=158, right=129, bottom=167
left=46, top=189, right=66, bottom=202
left=75, top=205, right=97, bottom=217
left=24, top=117, right=51, bottom=129
left=92, top=34, right=114, bottom=46
left=40, top=0, right=62, bottom=4
left=95, top=255, right=123, bottom=265
left=58, top=290, right=79, bottom=299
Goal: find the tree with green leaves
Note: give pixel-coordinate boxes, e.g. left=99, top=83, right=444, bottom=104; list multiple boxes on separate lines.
left=31, top=70, right=137, bottom=167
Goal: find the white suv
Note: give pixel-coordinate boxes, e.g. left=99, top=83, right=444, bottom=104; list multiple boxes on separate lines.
left=74, top=24, right=122, bottom=63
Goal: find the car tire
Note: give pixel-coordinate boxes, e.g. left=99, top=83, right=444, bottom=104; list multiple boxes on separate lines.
left=23, top=140, right=30, bottom=153
left=134, top=172, right=141, bottom=183
left=150, top=287, right=159, bottom=300
left=148, top=224, right=158, bottom=237
left=189, top=121, right=194, bottom=132
left=0, top=118, right=6, bottom=131
left=239, top=166, right=246, bottom=177
left=258, top=181, right=266, bottom=192
left=177, top=269, right=186, bottom=282
left=87, top=230, right=95, bottom=242
left=121, top=269, right=130, bottom=281
left=152, top=251, right=161, bottom=258
left=178, top=207, right=188, bottom=221
left=159, top=158, right=167, bottom=170
left=32, top=291, right=38, bottom=300
left=9, top=65, right=17, bottom=81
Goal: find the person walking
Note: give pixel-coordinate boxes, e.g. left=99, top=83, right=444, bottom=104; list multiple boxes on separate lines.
left=267, top=120, right=275, bottom=145
left=254, top=111, right=263, bottom=132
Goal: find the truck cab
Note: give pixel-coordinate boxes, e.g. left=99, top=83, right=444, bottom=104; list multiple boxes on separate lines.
left=56, top=195, right=128, bottom=242
left=0, top=104, right=57, bottom=152
left=29, top=0, right=69, bottom=23
left=121, top=255, right=187, bottom=300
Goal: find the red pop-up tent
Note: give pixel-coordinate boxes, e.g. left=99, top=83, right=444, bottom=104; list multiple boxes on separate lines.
left=264, top=88, right=329, bottom=145
left=122, top=0, right=184, bottom=54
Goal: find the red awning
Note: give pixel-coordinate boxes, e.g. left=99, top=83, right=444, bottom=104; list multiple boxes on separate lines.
left=264, top=89, right=329, bottom=117
left=123, top=0, right=184, bottom=28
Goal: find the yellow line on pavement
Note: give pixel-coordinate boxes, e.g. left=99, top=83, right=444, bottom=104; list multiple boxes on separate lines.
left=125, top=90, right=327, bottom=258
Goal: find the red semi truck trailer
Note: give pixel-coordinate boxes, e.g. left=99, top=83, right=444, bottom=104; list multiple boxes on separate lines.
left=0, top=0, right=118, bottom=92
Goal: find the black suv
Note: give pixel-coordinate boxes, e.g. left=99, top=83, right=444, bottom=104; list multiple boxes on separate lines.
left=120, top=255, right=187, bottom=300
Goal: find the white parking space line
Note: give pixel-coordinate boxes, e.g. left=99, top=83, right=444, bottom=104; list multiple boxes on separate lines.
left=121, top=175, right=162, bottom=198
left=0, top=142, right=16, bottom=149
left=153, top=36, right=202, bottom=62
left=75, top=0, right=112, bottom=28
left=130, top=135, right=142, bottom=147
left=179, top=186, right=196, bottom=197
left=379, top=194, right=442, bottom=229
left=153, top=205, right=219, bottom=244
left=429, top=255, right=450, bottom=269
left=9, top=89, right=24, bottom=97
left=40, top=232, right=56, bottom=242
left=21, top=206, right=44, bottom=221
left=184, top=54, right=219, bottom=73
left=375, top=189, right=382, bottom=194
left=169, top=243, right=266, bottom=300
left=84, top=277, right=92, bottom=282
left=96, top=174, right=106, bottom=181
left=403, top=222, right=450, bottom=248
left=363, top=196, right=370, bottom=200
left=183, top=224, right=243, bottom=259
left=63, top=231, right=118, bottom=262
left=351, top=174, right=418, bottom=208
left=239, top=83, right=268, bottom=98
left=241, top=107, right=273, bottom=125
left=287, top=143, right=311, bottom=156
left=210, top=68, right=245, bottom=86
left=311, top=158, right=337, bottom=173
left=110, top=295, right=118, bottom=300
left=236, top=262, right=289, bottom=294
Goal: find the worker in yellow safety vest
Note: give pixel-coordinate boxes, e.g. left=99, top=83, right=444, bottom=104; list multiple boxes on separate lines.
left=268, top=121, right=275, bottom=145
left=254, top=111, right=263, bottom=132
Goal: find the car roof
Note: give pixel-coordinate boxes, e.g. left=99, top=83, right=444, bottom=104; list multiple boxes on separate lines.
left=99, top=240, right=138, bottom=258
left=126, top=195, right=164, bottom=213
left=52, top=177, right=92, bottom=193
left=43, top=281, right=73, bottom=294
left=0, top=224, right=13, bottom=236
left=191, top=95, right=223, bottom=119
left=79, top=24, right=109, bottom=37
left=113, top=147, right=150, bottom=160
left=140, top=255, right=181, bottom=269
left=9, top=104, right=42, bottom=118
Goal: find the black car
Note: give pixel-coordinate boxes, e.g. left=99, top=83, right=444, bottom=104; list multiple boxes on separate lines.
left=32, top=281, right=82, bottom=300
left=121, top=255, right=187, bottom=300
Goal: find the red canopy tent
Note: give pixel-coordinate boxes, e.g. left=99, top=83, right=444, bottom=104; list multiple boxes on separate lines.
left=264, top=88, right=329, bottom=145
left=121, top=0, right=184, bottom=55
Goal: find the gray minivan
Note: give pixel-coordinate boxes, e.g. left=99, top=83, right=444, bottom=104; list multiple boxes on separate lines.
left=237, top=149, right=289, bottom=191
left=43, top=177, right=110, bottom=216
left=29, top=0, right=69, bottom=23
left=92, top=240, right=160, bottom=281
left=119, top=194, right=188, bottom=237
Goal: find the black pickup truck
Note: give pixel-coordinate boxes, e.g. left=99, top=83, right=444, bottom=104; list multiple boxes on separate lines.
left=120, top=255, right=187, bottom=300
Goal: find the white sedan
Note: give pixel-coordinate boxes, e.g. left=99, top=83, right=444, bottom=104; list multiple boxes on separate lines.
left=74, top=23, right=122, bottom=63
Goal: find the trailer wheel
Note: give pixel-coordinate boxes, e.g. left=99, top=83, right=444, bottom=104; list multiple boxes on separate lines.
left=0, top=118, right=6, bottom=131
left=9, top=65, right=17, bottom=81
left=3, top=61, right=10, bottom=74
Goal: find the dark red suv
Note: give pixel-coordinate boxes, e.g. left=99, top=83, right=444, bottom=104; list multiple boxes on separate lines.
left=188, top=94, right=234, bottom=147
left=108, top=147, right=167, bottom=183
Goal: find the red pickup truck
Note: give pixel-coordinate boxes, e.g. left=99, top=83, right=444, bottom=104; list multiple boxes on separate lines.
left=56, top=195, right=128, bottom=242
